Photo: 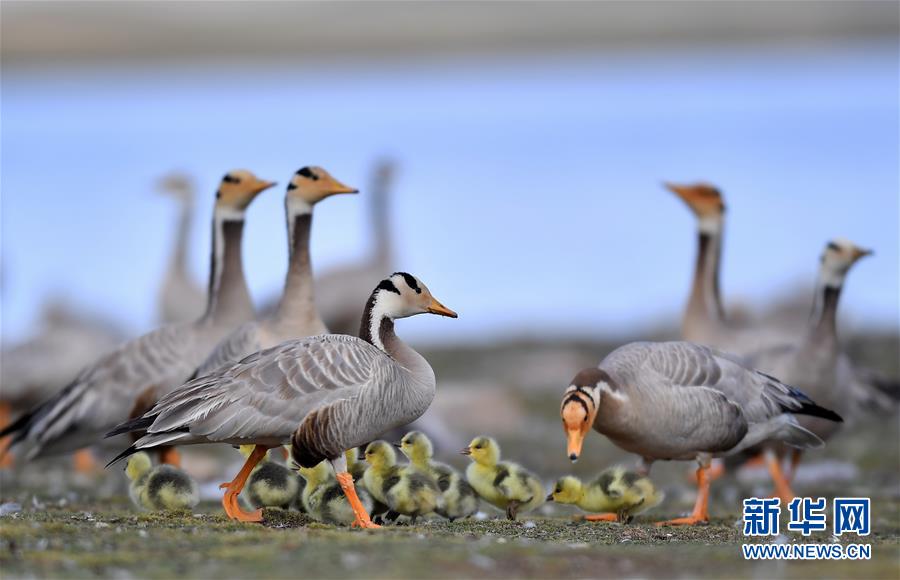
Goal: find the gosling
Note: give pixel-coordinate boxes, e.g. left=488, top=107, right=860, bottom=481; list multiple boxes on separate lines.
left=239, top=445, right=301, bottom=511
left=547, top=467, right=663, bottom=523
left=296, top=460, right=373, bottom=526
left=398, top=431, right=478, bottom=521
left=463, top=436, right=544, bottom=520
left=363, top=440, right=441, bottom=523
left=125, top=452, right=198, bottom=511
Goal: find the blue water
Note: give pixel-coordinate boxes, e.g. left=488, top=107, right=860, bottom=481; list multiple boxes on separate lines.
left=2, top=41, right=898, bottom=343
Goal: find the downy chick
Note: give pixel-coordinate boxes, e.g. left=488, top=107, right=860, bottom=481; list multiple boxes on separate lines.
left=239, top=445, right=301, bottom=510
left=296, top=460, right=372, bottom=526
left=463, top=436, right=544, bottom=520
left=398, top=431, right=478, bottom=521
left=125, top=452, right=198, bottom=511
left=547, top=467, right=663, bottom=523
left=363, top=440, right=440, bottom=523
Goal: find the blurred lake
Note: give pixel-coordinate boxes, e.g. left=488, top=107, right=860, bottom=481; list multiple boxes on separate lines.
left=2, top=39, right=897, bottom=344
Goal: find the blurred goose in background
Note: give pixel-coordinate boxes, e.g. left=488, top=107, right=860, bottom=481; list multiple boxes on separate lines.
left=125, top=452, right=199, bottom=511
left=108, top=272, right=457, bottom=525
left=315, top=159, right=395, bottom=335
left=666, top=182, right=791, bottom=354
left=745, top=238, right=897, bottom=496
left=547, top=467, right=663, bottom=523
left=1, top=170, right=274, bottom=465
left=156, top=171, right=205, bottom=325
left=193, top=166, right=356, bottom=377
left=561, top=341, right=842, bottom=525
left=463, top=436, right=545, bottom=520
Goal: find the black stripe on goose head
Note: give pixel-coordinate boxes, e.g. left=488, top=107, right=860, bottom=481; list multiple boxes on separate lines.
left=296, top=167, right=319, bottom=180
left=571, top=368, right=617, bottom=390
left=287, top=182, right=298, bottom=191
left=376, top=279, right=401, bottom=295
left=222, top=173, right=241, bottom=184
left=394, top=272, right=421, bottom=294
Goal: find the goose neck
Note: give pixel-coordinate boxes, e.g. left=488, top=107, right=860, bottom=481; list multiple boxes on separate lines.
left=202, top=208, right=254, bottom=326
left=275, top=201, right=323, bottom=329
left=686, top=223, right=726, bottom=327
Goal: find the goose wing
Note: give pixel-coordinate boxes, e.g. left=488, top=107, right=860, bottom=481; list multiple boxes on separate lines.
left=4, top=322, right=203, bottom=458
left=192, top=321, right=262, bottom=378
left=128, top=335, right=395, bottom=450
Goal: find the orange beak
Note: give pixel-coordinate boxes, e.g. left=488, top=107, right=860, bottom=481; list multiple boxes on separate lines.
left=252, top=180, right=278, bottom=195
left=327, top=177, right=359, bottom=195
left=427, top=297, right=458, bottom=318
left=566, top=428, right=585, bottom=463
left=851, top=247, right=873, bottom=261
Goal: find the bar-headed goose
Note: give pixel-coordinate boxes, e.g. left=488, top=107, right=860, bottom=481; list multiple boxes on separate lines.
left=193, top=166, right=356, bottom=377
left=745, top=238, right=895, bottom=497
left=0, top=170, right=274, bottom=463
left=156, top=171, right=205, bottom=325
left=560, top=341, right=842, bottom=525
left=666, top=182, right=789, bottom=354
left=107, top=272, right=457, bottom=526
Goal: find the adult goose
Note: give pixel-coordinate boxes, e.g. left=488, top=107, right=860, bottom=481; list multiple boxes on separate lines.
left=193, top=166, right=356, bottom=377
left=108, top=272, right=457, bottom=526
left=560, top=341, right=842, bottom=525
left=0, top=170, right=274, bottom=463
left=156, top=171, right=206, bottom=325
left=745, top=238, right=897, bottom=496
left=666, top=182, right=788, bottom=354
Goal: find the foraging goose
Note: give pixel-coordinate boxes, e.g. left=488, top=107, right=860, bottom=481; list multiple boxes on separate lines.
left=398, top=431, right=478, bottom=521
left=0, top=170, right=274, bottom=463
left=463, top=436, right=545, bottom=520
left=560, top=341, right=842, bottom=525
left=547, top=467, right=663, bottom=523
left=744, top=239, right=896, bottom=497
left=156, top=172, right=205, bottom=325
left=125, top=452, right=199, bottom=511
left=193, top=166, right=356, bottom=377
left=108, top=272, right=457, bottom=526
left=315, top=159, right=395, bottom=335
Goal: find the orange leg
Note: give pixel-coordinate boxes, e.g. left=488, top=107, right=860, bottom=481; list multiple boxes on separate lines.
left=582, top=513, right=617, bottom=522
left=657, top=464, right=710, bottom=526
left=765, top=450, right=795, bottom=505
left=786, top=449, right=803, bottom=484
left=279, top=447, right=289, bottom=461
left=219, top=445, right=267, bottom=522
left=73, top=449, right=98, bottom=473
left=158, top=447, right=181, bottom=467
left=743, top=454, right=765, bottom=469
left=336, top=471, right=380, bottom=529
left=0, top=402, right=13, bottom=469
left=688, top=458, right=724, bottom=483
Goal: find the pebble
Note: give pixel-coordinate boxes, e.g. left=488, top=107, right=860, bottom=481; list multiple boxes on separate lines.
left=523, top=521, right=536, bottom=529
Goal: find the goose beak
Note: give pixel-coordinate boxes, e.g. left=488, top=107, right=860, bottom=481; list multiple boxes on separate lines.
left=566, top=431, right=584, bottom=463
left=328, top=178, right=359, bottom=195
left=852, top=247, right=873, bottom=261
left=427, top=297, right=458, bottom=318
left=252, top=180, right=278, bottom=195
left=460, top=447, right=471, bottom=456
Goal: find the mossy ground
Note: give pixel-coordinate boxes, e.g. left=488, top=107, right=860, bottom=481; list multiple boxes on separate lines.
left=1, top=497, right=897, bottom=579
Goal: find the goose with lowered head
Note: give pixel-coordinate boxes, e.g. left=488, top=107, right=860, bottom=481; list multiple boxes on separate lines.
left=561, top=341, right=842, bottom=525
left=107, top=272, right=457, bottom=526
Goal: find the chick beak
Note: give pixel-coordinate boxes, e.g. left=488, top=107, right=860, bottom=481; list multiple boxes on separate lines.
left=392, top=442, right=403, bottom=449
left=427, top=297, right=458, bottom=318
left=545, top=493, right=555, bottom=502
left=460, top=447, right=472, bottom=456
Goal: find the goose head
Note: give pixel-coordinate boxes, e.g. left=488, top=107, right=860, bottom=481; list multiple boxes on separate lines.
left=546, top=475, right=583, bottom=504
left=560, top=368, right=608, bottom=463
left=125, top=452, right=152, bottom=481
left=461, top=436, right=500, bottom=466
left=665, top=182, right=725, bottom=233
left=288, top=166, right=358, bottom=208
left=368, top=272, right=458, bottom=321
left=216, top=169, right=277, bottom=212
left=820, top=238, right=872, bottom=287
left=397, top=431, right=433, bottom=464
left=363, top=440, right=397, bottom=469
left=157, top=171, right=195, bottom=203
